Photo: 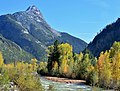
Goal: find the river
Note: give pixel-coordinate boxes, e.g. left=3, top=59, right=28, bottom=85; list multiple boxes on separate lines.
left=40, top=77, right=92, bottom=91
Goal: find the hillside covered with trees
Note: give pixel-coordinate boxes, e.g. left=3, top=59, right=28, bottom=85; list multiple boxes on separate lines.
left=0, top=39, right=120, bottom=90
left=88, top=18, right=120, bottom=58
left=0, top=35, right=34, bottom=63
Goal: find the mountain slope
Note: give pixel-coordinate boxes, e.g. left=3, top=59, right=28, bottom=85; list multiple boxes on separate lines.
left=60, top=32, right=87, bottom=53
left=87, top=18, right=120, bottom=57
left=0, top=5, right=87, bottom=61
left=0, top=35, right=33, bottom=63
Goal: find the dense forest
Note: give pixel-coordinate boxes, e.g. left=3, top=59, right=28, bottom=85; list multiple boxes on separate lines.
left=38, top=40, right=120, bottom=90
left=0, top=40, right=120, bottom=90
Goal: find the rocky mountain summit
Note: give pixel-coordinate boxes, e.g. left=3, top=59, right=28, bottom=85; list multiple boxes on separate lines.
left=0, top=5, right=87, bottom=61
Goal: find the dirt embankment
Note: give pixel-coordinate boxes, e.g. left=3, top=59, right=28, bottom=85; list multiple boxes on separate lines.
left=44, top=76, right=86, bottom=84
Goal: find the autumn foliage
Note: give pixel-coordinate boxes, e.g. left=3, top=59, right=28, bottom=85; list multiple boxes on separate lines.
left=0, top=53, right=44, bottom=91
left=38, top=40, right=120, bottom=90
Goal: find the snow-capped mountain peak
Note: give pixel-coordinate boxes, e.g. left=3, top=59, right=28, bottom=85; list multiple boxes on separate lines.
left=26, top=5, right=43, bottom=17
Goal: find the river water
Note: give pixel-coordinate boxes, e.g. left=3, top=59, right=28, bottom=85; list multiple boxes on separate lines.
left=40, top=77, right=92, bottom=91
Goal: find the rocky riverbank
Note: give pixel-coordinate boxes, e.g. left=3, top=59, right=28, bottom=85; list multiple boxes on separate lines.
left=40, top=76, right=92, bottom=91
left=44, top=76, right=86, bottom=84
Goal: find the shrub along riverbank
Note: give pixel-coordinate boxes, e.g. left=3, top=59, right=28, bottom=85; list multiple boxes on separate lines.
left=0, top=52, right=44, bottom=91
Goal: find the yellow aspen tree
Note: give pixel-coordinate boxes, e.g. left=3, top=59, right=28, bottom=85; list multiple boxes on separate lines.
left=0, top=51, right=4, bottom=67
left=110, top=42, right=120, bottom=88
left=52, top=61, right=59, bottom=75
left=31, top=58, right=38, bottom=71
left=112, top=52, right=120, bottom=88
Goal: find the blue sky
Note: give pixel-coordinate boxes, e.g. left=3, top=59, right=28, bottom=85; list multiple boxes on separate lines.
left=0, top=0, right=120, bottom=43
